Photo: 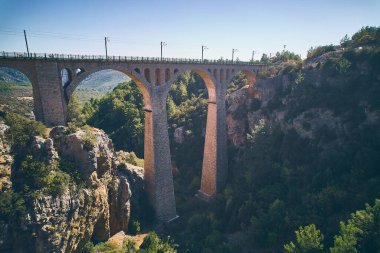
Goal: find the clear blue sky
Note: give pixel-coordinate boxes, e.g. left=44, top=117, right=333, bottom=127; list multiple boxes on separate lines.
left=0, top=0, right=379, bottom=60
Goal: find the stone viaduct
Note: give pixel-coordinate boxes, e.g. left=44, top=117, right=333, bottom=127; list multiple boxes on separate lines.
left=0, top=53, right=267, bottom=222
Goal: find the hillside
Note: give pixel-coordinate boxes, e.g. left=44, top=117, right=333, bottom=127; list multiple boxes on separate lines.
left=0, top=68, right=30, bottom=83
left=0, top=26, right=380, bottom=253
left=0, top=67, right=129, bottom=94
left=0, top=82, right=33, bottom=115
left=76, top=69, right=131, bottom=93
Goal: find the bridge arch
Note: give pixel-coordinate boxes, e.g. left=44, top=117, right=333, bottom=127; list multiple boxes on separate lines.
left=165, top=67, right=220, bottom=199
left=169, top=67, right=216, bottom=102
left=0, top=66, right=44, bottom=121
left=64, top=66, right=152, bottom=111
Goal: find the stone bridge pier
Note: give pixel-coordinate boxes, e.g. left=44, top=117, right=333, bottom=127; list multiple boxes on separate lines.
left=0, top=56, right=262, bottom=222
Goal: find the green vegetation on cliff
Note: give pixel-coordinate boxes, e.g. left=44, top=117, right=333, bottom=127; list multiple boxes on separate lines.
left=1, top=26, right=379, bottom=253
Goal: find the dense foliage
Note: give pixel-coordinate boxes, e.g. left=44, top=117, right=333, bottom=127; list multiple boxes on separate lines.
left=74, top=81, right=145, bottom=156
left=83, top=232, right=177, bottom=253
left=284, top=199, right=380, bottom=253
left=4, top=113, right=46, bottom=157
left=167, top=27, right=380, bottom=253
left=2, top=25, right=380, bottom=253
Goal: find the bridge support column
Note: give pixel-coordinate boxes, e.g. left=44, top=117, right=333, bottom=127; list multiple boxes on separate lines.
left=198, top=85, right=228, bottom=200
left=35, top=62, right=67, bottom=126
left=144, top=87, right=177, bottom=222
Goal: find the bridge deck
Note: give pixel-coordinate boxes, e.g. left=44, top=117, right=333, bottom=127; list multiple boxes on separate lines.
left=1, top=51, right=266, bottom=66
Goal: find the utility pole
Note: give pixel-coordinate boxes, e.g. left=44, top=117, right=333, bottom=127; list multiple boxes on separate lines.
left=161, top=41, right=167, bottom=61
left=105, top=37, right=109, bottom=59
left=251, top=50, right=255, bottom=62
left=232, top=48, right=239, bottom=63
left=24, top=30, right=30, bottom=57
left=232, top=48, right=238, bottom=63
left=202, top=45, right=208, bottom=62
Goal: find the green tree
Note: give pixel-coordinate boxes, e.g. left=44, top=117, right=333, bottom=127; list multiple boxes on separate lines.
left=0, top=191, right=26, bottom=223
left=4, top=113, right=46, bottom=156
left=86, top=81, right=144, bottom=155
left=261, top=53, right=270, bottom=64
left=351, top=26, right=379, bottom=47
left=139, top=232, right=176, bottom=253
left=12, top=156, right=69, bottom=196
left=330, top=200, right=380, bottom=253
left=284, top=224, right=324, bottom=253
left=67, top=91, right=86, bottom=127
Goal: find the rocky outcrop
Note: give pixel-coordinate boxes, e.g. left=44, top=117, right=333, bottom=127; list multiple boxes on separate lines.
left=226, top=63, right=380, bottom=151
left=0, top=122, right=12, bottom=192
left=2, top=126, right=144, bottom=253
left=174, top=126, right=185, bottom=144
left=226, top=75, right=283, bottom=146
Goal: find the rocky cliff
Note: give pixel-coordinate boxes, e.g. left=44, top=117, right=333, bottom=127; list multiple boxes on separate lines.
left=0, top=126, right=144, bottom=253
left=226, top=56, right=380, bottom=150
left=0, top=122, right=12, bottom=192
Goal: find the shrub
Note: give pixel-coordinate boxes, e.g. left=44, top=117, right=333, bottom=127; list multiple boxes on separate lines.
left=13, top=155, right=51, bottom=193
left=284, top=224, right=324, bottom=253
left=123, top=237, right=137, bottom=252
left=335, top=58, right=351, bottom=74
left=139, top=232, right=177, bottom=253
left=129, top=219, right=141, bottom=235
left=0, top=191, right=26, bottom=223
left=330, top=199, right=380, bottom=253
left=307, top=45, right=336, bottom=59
left=351, top=26, right=379, bottom=47
left=117, top=151, right=144, bottom=167
left=295, top=72, right=305, bottom=85
left=91, top=241, right=122, bottom=253
left=13, top=156, right=70, bottom=196
left=67, top=91, right=86, bottom=127
left=45, top=170, right=70, bottom=196
left=82, top=126, right=97, bottom=150
left=4, top=113, right=46, bottom=156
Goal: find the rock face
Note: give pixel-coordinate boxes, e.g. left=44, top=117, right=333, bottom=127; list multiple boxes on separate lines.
left=174, top=126, right=185, bottom=144
left=226, top=76, right=283, bottom=146
left=0, top=122, right=12, bottom=191
left=226, top=64, right=380, bottom=151
left=2, top=126, right=144, bottom=253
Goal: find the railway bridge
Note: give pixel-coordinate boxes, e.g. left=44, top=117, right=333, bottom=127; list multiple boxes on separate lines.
left=0, top=52, right=267, bottom=222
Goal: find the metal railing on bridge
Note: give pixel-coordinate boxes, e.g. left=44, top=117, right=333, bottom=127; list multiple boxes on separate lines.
left=1, top=51, right=266, bottom=66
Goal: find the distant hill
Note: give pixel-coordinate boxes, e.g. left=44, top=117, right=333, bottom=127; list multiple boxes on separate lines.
left=79, top=69, right=130, bottom=93
left=0, top=68, right=130, bottom=94
left=0, top=68, right=30, bottom=83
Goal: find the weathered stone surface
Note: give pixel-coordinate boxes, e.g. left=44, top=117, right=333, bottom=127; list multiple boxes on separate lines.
left=2, top=126, right=144, bottom=253
left=50, top=126, right=117, bottom=181
left=174, top=126, right=185, bottom=144
left=0, top=122, right=12, bottom=192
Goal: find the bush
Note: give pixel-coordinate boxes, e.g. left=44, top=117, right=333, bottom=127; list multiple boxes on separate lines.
left=117, top=151, right=144, bottom=167
left=330, top=199, right=380, bottom=253
left=139, top=232, right=177, bottom=253
left=129, top=219, right=141, bottom=235
left=13, top=156, right=70, bottom=196
left=307, top=45, right=337, bottom=59
left=67, top=91, right=86, bottom=127
left=82, top=126, right=97, bottom=150
left=91, top=241, right=122, bottom=253
left=284, top=224, right=324, bottom=253
left=4, top=113, right=46, bottom=156
left=0, top=191, right=26, bottom=223
left=45, top=170, right=70, bottom=196
left=85, top=81, right=144, bottom=155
